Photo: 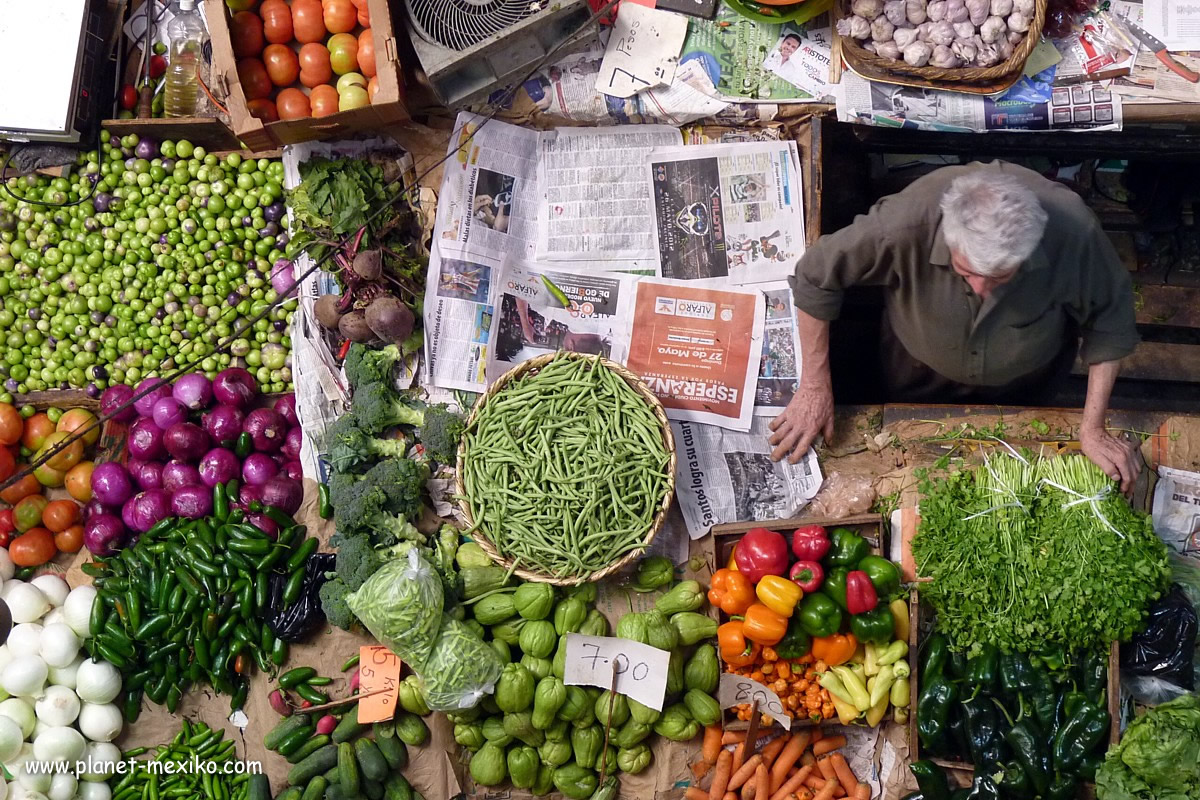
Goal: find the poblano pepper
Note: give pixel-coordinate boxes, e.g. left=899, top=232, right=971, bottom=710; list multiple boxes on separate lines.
left=960, top=771, right=1002, bottom=800
left=1076, top=752, right=1104, bottom=782
left=1000, top=652, right=1036, bottom=698
left=513, top=583, right=556, bottom=620
left=965, top=644, right=1000, bottom=695
left=1027, top=667, right=1058, bottom=733
left=908, top=761, right=951, bottom=800
left=1046, top=774, right=1077, bottom=800
left=632, top=556, right=673, bottom=592
left=827, top=528, right=869, bottom=565
left=507, top=745, right=539, bottom=789
left=657, top=580, right=704, bottom=615
left=1080, top=650, right=1107, bottom=707
left=961, top=694, right=1008, bottom=766
left=996, top=762, right=1034, bottom=800
left=917, top=675, right=958, bottom=753
left=1003, top=709, right=1050, bottom=797
left=921, top=634, right=951, bottom=680
left=553, top=597, right=587, bottom=635
left=1052, top=703, right=1109, bottom=774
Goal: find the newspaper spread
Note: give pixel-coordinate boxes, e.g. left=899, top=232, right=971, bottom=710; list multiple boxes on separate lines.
left=1152, top=465, right=1200, bottom=557
left=836, top=70, right=1123, bottom=132
left=534, top=126, right=684, bottom=262
left=647, top=142, right=805, bottom=285
left=755, top=282, right=803, bottom=415
left=671, top=417, right=822, bottom=539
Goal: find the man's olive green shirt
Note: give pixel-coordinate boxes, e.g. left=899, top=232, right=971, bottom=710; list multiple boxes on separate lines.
left=789, top=162, right=1139, bottom=387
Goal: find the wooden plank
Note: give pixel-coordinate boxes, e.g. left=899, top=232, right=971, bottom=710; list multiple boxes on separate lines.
left=1074, top=341, right=1200, bottom=382
left=1135, top=283, right=1200, bottom=327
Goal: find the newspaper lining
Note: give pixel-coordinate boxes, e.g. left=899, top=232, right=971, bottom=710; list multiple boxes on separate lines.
left=755, top=282, right=803, bottom=415
left=1152, top=465, right=1200, bottom=558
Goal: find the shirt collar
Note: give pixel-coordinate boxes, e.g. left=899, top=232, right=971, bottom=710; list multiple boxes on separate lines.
left=931, top=219, right=1050, bottom=273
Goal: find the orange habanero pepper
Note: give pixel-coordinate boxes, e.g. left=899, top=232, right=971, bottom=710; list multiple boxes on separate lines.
left=718, top=620, right=762, bottom=667
left=811, top=632, right=858, bottom=667
left=742, top=603, right=788, bottom=647
left=708, top=568, right=755, bottom=616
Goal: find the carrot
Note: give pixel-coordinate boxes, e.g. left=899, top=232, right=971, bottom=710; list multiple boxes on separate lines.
left=812, top=735, right=847, bottom=757
left=852, top=784, right=871, bottom=800
left=803, top=775, right=827, bottom=791
left=687, top=789, right=709, bottom=800
left=732, top=742, right=747, bottom=775
left=710, top=750, right=734, bottom=800
left=756, top=762, right=770, bottom=800
left=694, top=760, right=714, bottom=781
left=727, top=794, right=739, bottom=800
left=801, top=752, right=817, bottom=768
left=817, top=758, right=837, bottom=785
left=724, top=730, right=749, bottom=745
left=810, top=727, right=824, bottom=743
left=813, top=778, right=841, bottom=800
left=770, top=765, right=814, bottom=800
left=729, top=755, right=763, bottom=791
left=704, top=726, right=724, bottom=765
left=829, top=753, right=860, bottom=798
left=769, top=732, right=810, bottom=794
left=760, top=734, right=789, bottom=767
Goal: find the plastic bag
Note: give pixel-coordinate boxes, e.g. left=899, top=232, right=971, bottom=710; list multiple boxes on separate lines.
left=808, top=472, right=876, bottom=519
left=347, top=550, right=444, bottom=671
left=417, top=616, right=503, bottom=711
left=1120, top=583, right=1197, bottom=691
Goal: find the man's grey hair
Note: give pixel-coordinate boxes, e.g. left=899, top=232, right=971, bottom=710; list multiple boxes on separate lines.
left=939, top=171, right=1049, bottom=278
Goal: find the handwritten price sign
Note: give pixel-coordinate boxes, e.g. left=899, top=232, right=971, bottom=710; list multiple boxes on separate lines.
left=594, top=4, right=688, bottom=98
left=357, top=646, right=403, bottom=724
left=717, top=673, right=792, bottom=730
left=563, top=634, right=671, bottom=710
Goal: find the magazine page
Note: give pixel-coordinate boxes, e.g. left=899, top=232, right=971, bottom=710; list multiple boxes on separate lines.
left=647, top=142, right=805, bottom=285
left=434, top=112, right=541, bottom=265
left=534, top=126, right=684, bottom=262
left=755, top=282, right=803, bottom=415
left=625, top=278, right=765, bottom=431
left=422, top=244, right=495, bottom=392
left=671, top=418, right=823, bottom=539
left=763, top=25, right=836, bottom=98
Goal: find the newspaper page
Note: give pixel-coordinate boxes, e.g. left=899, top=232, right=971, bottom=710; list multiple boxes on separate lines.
left=485, top=261, right=635, bottom=383
left=625, top=278, right=765, bottom=430
left=671, top=418, right=822, bottom=539
left=1144, top=0, right=1200, bottom=50
left=1152, top=465, right=1200, bottom=557
left=647, top=142, right=805, bottom=285
left=534, top=126, right=683, bottom=262
left=682, top=5, right=824, bottom=102
left=434, top=112, right=540, bottom=265
left=755, top=282, right=802, bottom=415
left=1114, top=50, right=1200, bottom=101
left=836, top=70, right=1123, bottom=131
left=422, top=243, right=494, bottom=392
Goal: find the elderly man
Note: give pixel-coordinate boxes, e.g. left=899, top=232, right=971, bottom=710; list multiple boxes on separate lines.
left=770, top=161, right=1141, bottom=490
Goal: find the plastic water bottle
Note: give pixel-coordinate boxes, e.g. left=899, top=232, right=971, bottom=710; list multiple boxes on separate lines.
left=164, top=0, right=206, bottom=117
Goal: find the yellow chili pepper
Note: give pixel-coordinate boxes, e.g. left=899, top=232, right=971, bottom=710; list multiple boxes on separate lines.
left=890, top=597, right=910, bottom=642
left=832, top=665, right=872, bottom=712
left=755, top=575, right=803, bottom=617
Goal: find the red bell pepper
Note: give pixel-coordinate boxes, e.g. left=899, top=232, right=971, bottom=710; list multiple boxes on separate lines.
left=789, top=560, right=824, bottom=593
left=733, top=528, right=789, bottom=583
left=846, top=570, right=879, bottom=615
left=791, top=524, right=830, bottom=562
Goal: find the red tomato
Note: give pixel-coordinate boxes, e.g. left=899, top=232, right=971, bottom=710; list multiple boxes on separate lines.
left=0, top=448, right=14, bottom=484
left=357, top=28, right=376, bottom=78
left=54, top=524, right=83, bottom=554
left=41, top=499, right=80, bottom=534
left=0, top=405, right=19, bottom=447
left=9, top=528, right=56, bottom=568
left=237, top=58, right=273, bottom=100
left=323, top=0, right=358, bottom=33
left=64, top=461, right=93, bottom=503
left=298, top=42, right=333, bottom=87
left=21, top=414, right=55, bottom=452
left=13, top=495, right=48, bottom=533
left=39, top=431, right=82, bottom=472
left=310, top=84, right=340, bottom=117
left=0, top=473, right=40, bottom=506
left=276, top=87, right=312, bottom=119
left=367, top=75, right=379, bottom=103
left=230, top=11, right=265, bottom=59
left=263, top=44, right=300, bottom=86
left=119, top=84, right=138, bottom=112
left=0, top=510, right=15, bottom=537
left=247, top=98, right=279, bottom=122
left=351, top=0, right=370, bottom=26
left=259, top=0, right=293, bottom=44
left=291, top=0, right=325, bottom=43
left=327, top=33, right=358, bottom=75
left=56, top=408, right=99, bottom=447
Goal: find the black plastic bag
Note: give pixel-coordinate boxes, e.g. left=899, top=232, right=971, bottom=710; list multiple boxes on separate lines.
left=267, top=553, right=335, bottom=642
left=1120, top=583, right=1197, bottom=690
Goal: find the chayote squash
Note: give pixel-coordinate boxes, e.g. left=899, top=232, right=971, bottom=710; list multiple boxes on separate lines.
left=491, top=617, right=525, bottom=646
left=627, top=698, right=661, bottom=725
left=496, top=663, right=536, bottom=713
left=617, top=744, right=653, bottom=775
left=571, top=726, right=604, bottom=770
left=520, top=654, right=552, bottom=681
left=671, top=612, right=718, bottom=646
left=593, top=692, right=629, bottom=728
left=553, top=597, right=587, bottom=635
left=473, top=594, right=517, bottom=626
left=532, top=764, right=555, bottom=796
left=612, top=718, right=653, bottom=749
left=513, top=583, right=556, bottom=621
left=553, top=764, right=598, bottom=800
left=532, top=676, right=567, bottom=730
left=552, top=636, right=568, bottom=679
left=519, top=620, right=557, bottom=659
left=481, top=716, right=512, bottom=747
left=503, top=711, right=545, bottom=747
left=684, top=644, right=719, bottom=694
left=507, top=745, right=539, bottom=789
left=453, top=722, right=484, bottom=751
left=579, top=609, right=609, bottom=637
left=468, top=743, right=507, bottom=787
left=615, top=612, right=648, bottom=644
left=656, top=580, right=704, bottom=615
left=683, top=689, right=721, bottom=726
left=397, top=675, right=430, bottom=716
left=557, top=686, right=590, bottom=722
left=538, top=737, right=572, bottom=767
left=642, top=610, right=680, bottom=652
left=654, top=703, right=700, bottom=741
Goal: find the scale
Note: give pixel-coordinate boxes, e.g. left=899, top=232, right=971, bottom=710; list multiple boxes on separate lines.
left=0, top=0, right=111, bottom=144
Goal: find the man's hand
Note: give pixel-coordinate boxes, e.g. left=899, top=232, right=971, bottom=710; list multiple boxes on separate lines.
left=769, top=382, right=834, bottom=463
left=1079, top=425, right=1140, bottom=495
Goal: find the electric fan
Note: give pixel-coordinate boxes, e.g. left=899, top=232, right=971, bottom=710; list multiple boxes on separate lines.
left=405, top=0, right=593, bottom=108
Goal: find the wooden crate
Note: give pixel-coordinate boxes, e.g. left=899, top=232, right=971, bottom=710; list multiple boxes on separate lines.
left=205, top=0, right=408, bottom=150
left=101, top=117, right=243, bottom=152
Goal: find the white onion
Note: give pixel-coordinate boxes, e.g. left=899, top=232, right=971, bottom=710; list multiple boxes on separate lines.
left=28, top=577, right=67, bottom=609
left=61, top=587, right=96, bottom=640
left=77, top=704, right=122, bottom=743
left=0, top=716, right=21, bottom=762
left=76, top=781, right=110, bottom=800
left=3, top=742, right=30, bottom=777
left=5, top=626, right=41, bottom=659
left=32, top=726, right=85, bottom=765
left=10, top=789, right=43, bottom=800
left=40, top=610, right=63, bottom=629
left=0, top=646, right=13, bottom=675
left=34, top=687, right=78, bottom=728
left=29, top=721, right=47, bottom=742
left=46, top=773, right=73, bottom=800
left=80, top=741, right=119, bottom=781
left=1, top=658, right=47, bottom=699
left=37, top=626, right=78, bottom=670
left=45, top=657, right=81, bottom=692
left=0, top=550, right=15, bottom=581
left=74, top=662, right=120, bottom=706
left=5, top=586, right=48, bottom=625
left=14, top=759, right=49, bottom=794
left=0, top=700, right=34, bottom=738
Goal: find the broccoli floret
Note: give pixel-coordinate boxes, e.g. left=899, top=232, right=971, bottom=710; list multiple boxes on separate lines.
left=343, top=343, right=402, bottom=392
left=319, top=578, right=356, bottom=630
left=362, top=458, right=429, bottom=520
left=417, top=405, right=466, bottom=466
left=367, top=514, right=423, bottom=548
left=352, top=387, right=425, bottom=433
left=322, top=416, right=409, bottom=472
left=401, top=329, right=423, bottom=357
left=334, top=532, right=386, bottom=590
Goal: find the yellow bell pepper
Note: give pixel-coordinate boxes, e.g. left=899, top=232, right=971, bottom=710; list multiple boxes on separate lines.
left=890, top=597, right=910, bottom=642
left=727, top=546, right=739, bottom=571
left=755, top=575, right=803, bottom=617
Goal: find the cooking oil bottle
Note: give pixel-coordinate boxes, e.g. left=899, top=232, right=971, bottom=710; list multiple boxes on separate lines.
left=164, top=0, right=205, bottom=117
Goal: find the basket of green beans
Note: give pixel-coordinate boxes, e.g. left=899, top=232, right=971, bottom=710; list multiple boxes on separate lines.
left=456, top=351, right=675, bottom=586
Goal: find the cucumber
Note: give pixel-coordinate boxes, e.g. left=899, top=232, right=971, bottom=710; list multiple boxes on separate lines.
left=354, top=738, right=388, bottom=783
left=384, top=775, right=413, bottom=800
left=248, top=774, right=273, bottom=800
left=332, top=713, right=368, bottom=744
left=301, top=777, right=327, bottom=800
left=288, top=744, right=339, bottom=787
left=338, top=741, right=360, bottom=795
left=322, top=765, right=341, bottom=783
left=288, top=734, right=331, bottom=764
left=374, top=734, right=407, bottom=771
left=363, top=779, right=384, bottom=800
left=275, top=789, right=302, bottom=800
left=324, top=784, right=347, bottom=800
left=277, top=725, right=316, bottom=757
left=265, top=715, right=311, bottom=750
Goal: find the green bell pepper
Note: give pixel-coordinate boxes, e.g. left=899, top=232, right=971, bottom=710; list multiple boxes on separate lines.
left=617, top=744, right=653, bottom=775
left=572, top=726, right=605, bottom=770
left=496, top=663, right=536, bottom=713
left=633, top=556, right=674, bottom=592
left=775, top=616, right=812, bottom=660
left=856, top=555, right=901, bottom=597
left=513, top=583, right=556, bottom=620
left=965, top=644, right=999, bottom=695
left=827, top=528, right=869, bottom=566
left=671, top=612, right=718, bottom=646
left=507, top=745, right=539, bottom=789
left=820, top=566, right=851, bottom=611
left=539, top=738, right=572, bottom=767
left=684, top=644, right=719, bottom=694
left=553, top=597, right=587, bottom=635
left=849, top=605, right=894, bottom=645
left=798, top=592, right=843, bottom=637
left=553, top=764, right=598, bottom=799
left=579, top=609, right=609, bottom=637
left=656, top=580, right=704, bottom=614
left=532, top=676, right=567, bottom=729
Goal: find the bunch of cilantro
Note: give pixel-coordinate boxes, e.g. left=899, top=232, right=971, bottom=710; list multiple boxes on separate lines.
left=912, top=452, right=1170, bottom=655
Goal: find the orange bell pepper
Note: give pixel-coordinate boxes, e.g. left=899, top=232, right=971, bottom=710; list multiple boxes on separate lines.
left=811, top=632, right=858, bottom=667
left=718, top=621, right=762, bottom=667
left=726, top=546, right=739, bottom=571
left=708, top=568, right=755, bottom=616
left=755, top=574, right=803, bottom=617
left=742, top=603, right=788, bottom=646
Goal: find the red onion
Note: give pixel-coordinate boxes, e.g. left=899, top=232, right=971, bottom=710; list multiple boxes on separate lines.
left=260, top=476, right=302, bottom=516
left=274, top=394, right=297, bottom=426
left=281, top=461, right=304, bottom=481
left=84, top=514, right=127, bottom=556
left=131, top=489, right=171, bottom=533
left=244, top=408, right=287, bottom=452
left=127, top=458, right=163, bottom=491
left=242, top=453, right=279, bottom=486
left=101, top=385, right=137, bottom=423
left=212, top=368, right=258, bottom=409
left=171, top=485, right=214, bottom=519
left=83, top=498, right=108, bottom=521
left=121, top=497, right=139, bottom=532
left=128, top=418, right=166, bottom=461
left=172, top=373, right=213, bottom=411
left=202, top=404, right=245, bottom=447
left=198, top=448, right=240, bottom=486
left=91, top=462, right=134, bottom=507
left=246, top=513, right=279, bottom=539
left=281, top=427, right=303, bottom=461
left=133, top=377, right=171, bottom=417
left=161, top=460, right=202, bottom=493
left=163, top=422, right=212, bottom=462
left=240, top=484, right=264, bottom=506
left=151, top=395, right=187, bottom=430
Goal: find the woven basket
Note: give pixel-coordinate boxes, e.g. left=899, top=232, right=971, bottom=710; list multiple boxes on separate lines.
left=836, top=0, right=1045, bottom=82
left=455, top=352, right=677, bottom=586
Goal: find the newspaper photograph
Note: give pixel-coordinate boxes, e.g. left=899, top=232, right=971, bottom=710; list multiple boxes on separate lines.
left=647, top=142, right=805, bottom=285
left=625, top=279, right=765, bottom=430
left=434, top=112, right=540, bottom=265
left=763, top=26, right=836, bottom=98
left=1152, top=465, right=1200, bottom=557
left=485, top=261, right=634, bottom=383
left=755, top=282, right=803, bottom=415
left=422, top=244, right=495, bottom=392
left=836, top=71, right=1123, bottom=132
left=535, top=126, right=683, bottom=262
left=671, top=417, right=823, bottom=539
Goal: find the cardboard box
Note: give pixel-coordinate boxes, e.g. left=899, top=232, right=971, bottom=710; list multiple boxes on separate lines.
left=205, top=0, right=408, bottom=150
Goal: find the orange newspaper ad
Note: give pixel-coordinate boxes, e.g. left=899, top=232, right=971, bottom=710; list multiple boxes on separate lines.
left=625, top=279, right=764, bottom=430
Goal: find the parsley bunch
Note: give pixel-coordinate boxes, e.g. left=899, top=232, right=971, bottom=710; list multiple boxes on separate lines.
left=913, top=452, right=1170, bottom=655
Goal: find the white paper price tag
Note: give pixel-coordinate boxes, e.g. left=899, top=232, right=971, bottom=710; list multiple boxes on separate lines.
left=595, top=4, right=689, bottom=98
left=717, top=673, right=792, bottom=730
left=563, top=634, right=671, bottom=710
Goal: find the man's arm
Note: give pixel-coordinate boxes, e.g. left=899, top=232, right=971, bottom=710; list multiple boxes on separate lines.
left=1078, top=359, right=1139, bottom=493
left=769, top=309, right=833, bottom=463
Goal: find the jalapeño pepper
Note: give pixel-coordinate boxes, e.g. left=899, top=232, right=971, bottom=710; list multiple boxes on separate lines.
left=318, top=483, right=333, bottom=519
left=234, top=432, right=253, bottom=458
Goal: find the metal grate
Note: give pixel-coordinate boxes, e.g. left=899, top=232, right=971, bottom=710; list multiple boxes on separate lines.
left=405, top=0, right=547, bottom=50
